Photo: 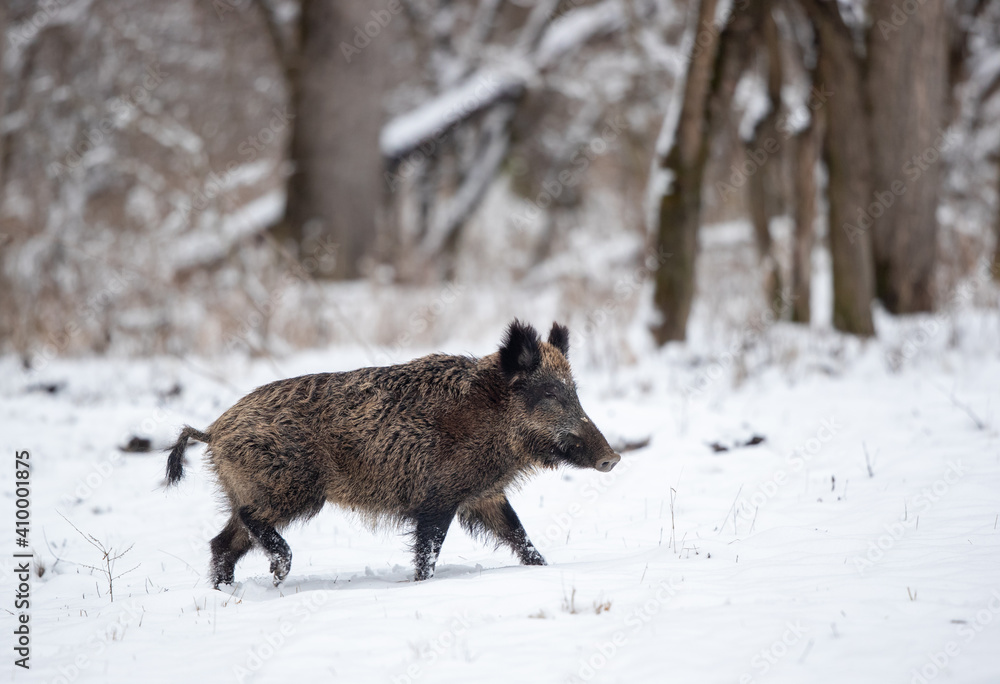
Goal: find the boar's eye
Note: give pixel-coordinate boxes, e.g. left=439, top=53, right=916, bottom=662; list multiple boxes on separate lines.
left=534, top=384, right=563, bottom=408
left=542, top=386, right=565, bottom=405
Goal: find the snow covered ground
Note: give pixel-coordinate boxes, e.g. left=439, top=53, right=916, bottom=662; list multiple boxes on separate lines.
left=3, top=299, right=1000, bottom=684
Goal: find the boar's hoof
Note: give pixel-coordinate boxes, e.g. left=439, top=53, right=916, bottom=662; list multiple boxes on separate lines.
left=210, top=558, right=236, bottom=589
left=270, top=556, right=291, bottom=586
left=595, top=454, right=621, bottom=472
left=523, top=554, right=547, bottom=567
left=212, top=572, right=234, bottom=590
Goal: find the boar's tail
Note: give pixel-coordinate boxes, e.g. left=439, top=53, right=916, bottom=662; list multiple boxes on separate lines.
left=165, top=426, right=211, bottom=485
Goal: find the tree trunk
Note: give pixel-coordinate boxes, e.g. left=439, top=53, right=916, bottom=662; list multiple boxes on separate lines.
left=802, top=0, right=875, bottom=336
left=995, top=156, right=1000, bottom=280
left=651, top=0, right=720, bottom=344
left=652, top=0, right=757, bottom=343
left=790, top=108, right=820, bottom=324
left=274, top=0, right=389, bottom=279
left=866, top=0, right=948, bottom=312
left=747, top=3, right=784, bottom=308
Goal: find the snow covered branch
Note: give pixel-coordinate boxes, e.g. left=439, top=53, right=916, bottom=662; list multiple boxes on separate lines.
left=379, top=69, right=524, bottom=161
left=378, top=0, right=628, bottom=161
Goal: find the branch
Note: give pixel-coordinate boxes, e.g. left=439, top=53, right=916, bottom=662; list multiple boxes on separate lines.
left=379, top=0, right=629, bottom=161
left=252, top=0, right=295, bottom=78
left=516, top=0, right=563, bottom=53
left=972, top=59, right=1000, bottom=124
left=467, top=0, right=504, bottom=48
left=380, top=69, right=524, bottom=161
left=534, top=0, right=627, bottom=68
left=422, top=101, right=516, bottom=255
left=58, top=513, right=139, bottom=602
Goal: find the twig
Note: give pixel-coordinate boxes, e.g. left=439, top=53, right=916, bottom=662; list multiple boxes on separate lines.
left=58, top=513, right=139, bottom=602
left=669, top=487, right=677, bottom=553
left=221, top=584, right=244, bottom=608
left=934, top=384, right=987, bottom=430
left=562, top=585, right=578, bottom=614
left=863, top=443, right=874, bottom=478
left=798, top=639, right=815, bottom=664
left=42, top=528, right=69, bottom=571
left=949, top=392, right=987, bottom=430
left=717, top=485, right=743, bottom=535
left=159, top=549, right=201, bottom=577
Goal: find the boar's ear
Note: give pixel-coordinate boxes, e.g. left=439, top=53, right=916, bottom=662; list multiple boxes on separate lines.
left=500, top=319, right=541, bottom=378
left=548, top=322, right=569, bottom=357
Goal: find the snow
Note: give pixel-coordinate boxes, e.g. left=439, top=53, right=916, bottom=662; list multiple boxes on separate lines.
left=735, top=71, right=770, bottom=142
left=169, top=189, right=285, bottom=272
left=380, top=0, right=631, bottom=161
left=969, top=48, right=1000, bottom=98
left=534, top=1, right=627, bottom=69
left=4, top=292, right=1000, bottom=683
left=379, top=70, right=525, bottom=160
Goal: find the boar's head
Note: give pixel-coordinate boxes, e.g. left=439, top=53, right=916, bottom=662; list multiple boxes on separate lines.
left=498, top=319, right=621, bottom=473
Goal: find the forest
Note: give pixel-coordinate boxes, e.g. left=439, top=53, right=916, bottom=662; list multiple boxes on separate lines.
left=3, top=1, right=1000, bottom=683
left=1, top=0, right=997, bottom=358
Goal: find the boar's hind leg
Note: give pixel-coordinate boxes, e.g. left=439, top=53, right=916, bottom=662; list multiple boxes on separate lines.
left=412, top=508, right=457, bottom=582
left=238, top=507, right=293, bottom=587
left=459, top=496, right=547, bottom=567
left=209, top=515, right=253, bottom=588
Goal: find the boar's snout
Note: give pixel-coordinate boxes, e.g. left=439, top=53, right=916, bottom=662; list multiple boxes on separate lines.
left=595, top=453, right=621, bottom=472
left=580, top=418, right=621, bottom=472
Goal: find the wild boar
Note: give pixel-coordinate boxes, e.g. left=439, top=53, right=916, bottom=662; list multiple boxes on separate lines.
left=165, top=319, right=621, bottom=588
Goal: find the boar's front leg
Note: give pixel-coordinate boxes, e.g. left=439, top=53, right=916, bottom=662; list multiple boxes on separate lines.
left=412, top=507, right=457, bottom=581
left=459, top=495, right=547, bottom=567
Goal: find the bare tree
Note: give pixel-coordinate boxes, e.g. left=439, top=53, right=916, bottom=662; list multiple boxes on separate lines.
left=650, top=0, right=723, bottom=344
left=649, top=0, right=971, bottom=340
left=866, top=0, right=949, bottom=312
left=263, top=0, right=398, bottom=279
left=376, top=0, right=634, bottom=279
left=746, top=1, right=785, bottom=307
left=784, top=1, right=822, bottom=324
left=790, top=101, right=821, bottom=323
left=653, top=0, right=776, bottom=343
left=800, top=0, right=875, bottom=336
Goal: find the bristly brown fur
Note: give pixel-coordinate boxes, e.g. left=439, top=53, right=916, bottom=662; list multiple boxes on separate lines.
left=166, top=320, right=622, bottom=587
left=548, top=322, right=570, bottom=358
